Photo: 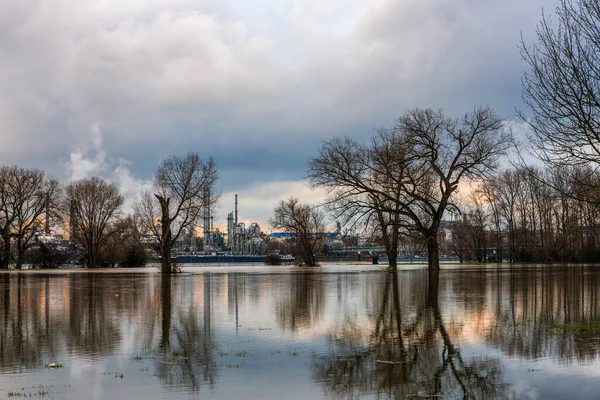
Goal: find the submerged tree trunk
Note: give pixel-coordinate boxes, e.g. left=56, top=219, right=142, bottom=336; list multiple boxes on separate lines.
left=427, top=235, right=440, bottom=270
left=427, top=269, right=440, bottom=308
left=157, top=196, right=173, bottom=274
left=160, top=275, right=172, bottom=349
left=300, top=238, right=317, bottom=266
left=387, top=245, right=398, bottom=270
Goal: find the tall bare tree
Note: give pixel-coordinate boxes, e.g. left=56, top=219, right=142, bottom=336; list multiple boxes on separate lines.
left=0, top=166, right=60, bottom=269
left=398, top=107, right=510, bottom=269
left=136, top=152, right=218, bottom=274
left=307, top=134, right=410, bottom=269
left=520, top=0, right=600, bottom=181
left=13, top=173, right=60, bottom=269
left=269, top=197, right=325, bottom=267
left=65, top=177, right=123, bottom=268
left=0, top=167, right=19, bottom=269
left=309, top=107, right=510, bottom=270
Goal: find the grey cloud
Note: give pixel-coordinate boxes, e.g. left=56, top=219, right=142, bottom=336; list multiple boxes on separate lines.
left=0, top=0, right=549, bottom=223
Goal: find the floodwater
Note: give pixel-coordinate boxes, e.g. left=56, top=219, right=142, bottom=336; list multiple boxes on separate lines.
left=1, top=264, right=600, bottom=399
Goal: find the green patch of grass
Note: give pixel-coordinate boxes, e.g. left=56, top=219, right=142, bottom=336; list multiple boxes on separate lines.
left=234, top=350, right=251, bottom=358
left=287, top=351, right=299, bottom=356
left=172, top=349, right=188, bottom=357
left=547, top=321, right=600, bottom=338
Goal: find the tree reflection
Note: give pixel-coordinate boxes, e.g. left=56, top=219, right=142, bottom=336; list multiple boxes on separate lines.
left=276, top=271, right=325, bottom=332
left=0, top=272, right=218, bottom=393
left=312, top=271, right=509, bottom=399
left=483, top=266, right=600, bottom=364
left=0, top=273, right=123, bottom=370
left=153, top=274, right=217, bottom=392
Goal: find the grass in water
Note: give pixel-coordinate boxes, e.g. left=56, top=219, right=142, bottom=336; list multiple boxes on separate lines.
left=172, top=349, right=188, bottom=357
left=547, top=321, right=600, bottom=338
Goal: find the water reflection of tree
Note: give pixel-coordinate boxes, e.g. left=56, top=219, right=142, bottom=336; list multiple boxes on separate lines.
left=312, top=271, right=509, bottom=399
left=276, top=272, right=325, bottom=332
left=153, top=274, right=217, bottom=392
left=0, top=272, right=218, bottom=393
left=483, top=266, right=600, bottom=364
left=0, top=273, right=123, bottom=369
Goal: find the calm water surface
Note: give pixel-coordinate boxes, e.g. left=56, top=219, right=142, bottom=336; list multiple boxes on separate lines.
left=1, top=263, right=600, bottom=399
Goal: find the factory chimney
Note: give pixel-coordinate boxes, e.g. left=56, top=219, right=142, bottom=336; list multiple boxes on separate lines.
left=235, top=194, right=238, bottom=226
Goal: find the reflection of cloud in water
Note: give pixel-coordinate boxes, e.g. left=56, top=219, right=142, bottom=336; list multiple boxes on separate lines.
left=1, top=267, right=600, bottom=397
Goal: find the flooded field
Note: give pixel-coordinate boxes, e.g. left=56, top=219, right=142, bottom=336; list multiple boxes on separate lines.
left=1, top=263, right=600, bottom=399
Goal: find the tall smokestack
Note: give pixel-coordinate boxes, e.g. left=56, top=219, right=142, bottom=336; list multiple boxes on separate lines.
left=235, top=194, right=238, bottom=226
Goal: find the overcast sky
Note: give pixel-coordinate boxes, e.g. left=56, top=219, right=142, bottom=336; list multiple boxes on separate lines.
left=1, top=0, right=550, bottom=229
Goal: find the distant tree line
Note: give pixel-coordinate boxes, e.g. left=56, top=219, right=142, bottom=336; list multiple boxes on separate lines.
left=450, top=165, right=600, bottom=263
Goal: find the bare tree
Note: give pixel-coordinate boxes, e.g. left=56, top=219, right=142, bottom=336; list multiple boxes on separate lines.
left=309, top=107, right=510, bottom=270
left=520, top=1, right=600, bottom=176
left=0, top=167, right=19, bottom=269
left=100, top=215, right=148, bottom=267
left=12, top=173, right=60, bottom=269
left=269, top=197, right=325, bottom=267
left=0, top=166, right=60, bottom=269
left=398, top=107, right=510, bottom=269
left=449, top=220, right=472, bottom=263
left=307, top=134, right=411, bottom=269
left=466, top=192, right=490, bottom=262
left=65, top=177, right=123, bottom=268
left=136, top=152, right=218, bottom=274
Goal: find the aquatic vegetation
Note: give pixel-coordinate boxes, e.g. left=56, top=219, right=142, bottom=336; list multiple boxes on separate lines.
left=6, top=386, right=53, bottom=398
left=547, top=321, right=600, bottom=338
left=172, top=349, right=189, bottom=357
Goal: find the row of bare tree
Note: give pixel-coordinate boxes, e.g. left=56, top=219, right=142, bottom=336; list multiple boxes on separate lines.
left=0, top=152, right=218, bottom=273
left=451, top=165, right=600, bottom=263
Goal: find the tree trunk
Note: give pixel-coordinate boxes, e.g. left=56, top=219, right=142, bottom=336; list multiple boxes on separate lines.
left=427, top=235, right=440, bottom=270
left=301, top=238, right=317, bottom=266
left=15, top=240, right=24, bottom=270
left=160, top=275, right=172, bottom=349
left=0, top=234, right=10, bottom=270
left=427, top=269, right=440, bottom=308
left=161, top=243, right=172, bottom=273
left=157, top=196, right=173, bottom=274
left=387, top=244, right=398, bottom=270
